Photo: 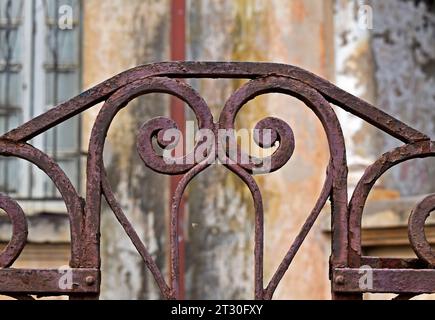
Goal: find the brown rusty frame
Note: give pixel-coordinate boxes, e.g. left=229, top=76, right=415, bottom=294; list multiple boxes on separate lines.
left=0, top=62, right=433, bottom=300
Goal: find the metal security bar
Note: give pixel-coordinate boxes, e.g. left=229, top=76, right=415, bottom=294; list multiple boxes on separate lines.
left=0, top=62, right=433, bottom=300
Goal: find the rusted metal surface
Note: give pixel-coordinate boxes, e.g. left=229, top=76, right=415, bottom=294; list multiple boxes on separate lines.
left=0, top=193, right=27, bottom=268
left=0, top=269, right=99, bottom=294
left=0, top=61, right=433, bottom=300
left=348, top=141, right=435, bottom=268
left=408, top=194, right=435, bottom=266
left=333, top=268, right=435, bottom=294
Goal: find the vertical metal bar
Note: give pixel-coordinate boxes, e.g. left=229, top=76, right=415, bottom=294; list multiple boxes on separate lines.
left=170, top=0, right=186, bottom=300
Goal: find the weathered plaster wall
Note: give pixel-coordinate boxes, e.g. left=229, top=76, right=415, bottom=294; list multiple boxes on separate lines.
left=186, top=0, right=333, bottom=299
left=335, top=0, right=435, bottom=198
left=334, top=0, right=435, bottom=301
left=82, top=0, right=335, bottom=300
left=83, top=0, right=171, bottom=299
left=371, top=0, right=435, bottom=196
left=334, top=0, right=379, bottom=194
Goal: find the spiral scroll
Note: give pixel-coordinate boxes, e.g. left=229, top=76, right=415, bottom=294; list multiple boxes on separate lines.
left=408, top=194, right=435, bottom=266
left=0, top=193, right=28, bottom=268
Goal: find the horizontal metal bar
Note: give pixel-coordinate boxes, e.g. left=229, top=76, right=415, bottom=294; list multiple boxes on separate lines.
left=2, top=62, right=428, bottom=143
left=333, top=268, right=435, bottom=294
left=43, top=63, right=79, bottom=73
left=0, top=63, right=23, bottom=73
left=0, top=105, right=22, bottom=112
left=0, top=20, right=22, bottom=29
left=0, top=268, right=99, bottom=294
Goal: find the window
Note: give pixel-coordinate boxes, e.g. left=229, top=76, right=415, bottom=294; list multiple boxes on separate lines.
left=0, top=0, right=82, bottom=199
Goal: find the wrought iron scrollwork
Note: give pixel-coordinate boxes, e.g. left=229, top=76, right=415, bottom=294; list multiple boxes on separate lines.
left=0, top=62, right=433, bottom=300
left=0, top=192, right=27, bottom=268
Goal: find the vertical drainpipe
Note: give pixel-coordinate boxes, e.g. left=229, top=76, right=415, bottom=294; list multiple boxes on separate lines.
left=170, top=0, right=186, bottom=300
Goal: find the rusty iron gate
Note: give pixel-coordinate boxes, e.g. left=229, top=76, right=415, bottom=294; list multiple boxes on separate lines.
left=0, top=62, right=434, bottom=300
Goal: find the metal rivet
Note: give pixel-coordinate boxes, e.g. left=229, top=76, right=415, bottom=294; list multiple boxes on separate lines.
left=335, top=275, right=345, bottom=285
left=85, top=276, right=95, bottom=286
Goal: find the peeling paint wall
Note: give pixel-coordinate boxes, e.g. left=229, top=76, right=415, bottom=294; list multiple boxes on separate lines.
left=371, top=0, right=435, bottom=195
left=82, top=0, right=335, bottom=300
left=0, top=0, right=432, bottom=301
left=186, top=0, right=259, bottom=300
left=186, top=0, right=333, bottom=299
left=83, top=0, right=171, bottom=299
left=79, top=0, right=434, bottom=300
left=334, top=0, right=379, bottom=193
left=334, top=0, right=435, bottom=197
